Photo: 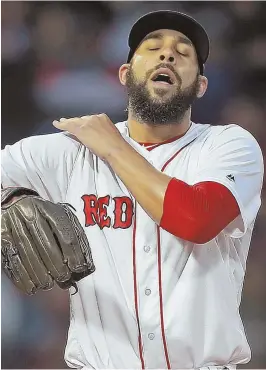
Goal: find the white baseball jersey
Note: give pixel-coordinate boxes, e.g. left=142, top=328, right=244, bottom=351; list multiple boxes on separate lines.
left=1, top=121, right=264, bottom=369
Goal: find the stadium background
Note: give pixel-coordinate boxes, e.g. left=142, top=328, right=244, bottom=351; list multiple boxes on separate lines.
left=1, top=1, right=266, bottom=368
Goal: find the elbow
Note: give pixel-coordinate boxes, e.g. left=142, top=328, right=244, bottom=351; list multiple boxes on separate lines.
left=161, top=178, right=240, bottom=244
left=183, top=219, right=223, bottom=244
left=189, top=227, right=215, bottom=244
left=182, top=224, right=212, bottom=244
left=162, top=219, right=220, bottom=245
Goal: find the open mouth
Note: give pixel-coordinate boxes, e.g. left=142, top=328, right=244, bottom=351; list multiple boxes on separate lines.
left=152, top=74, right=173, bottom=85
left=151, top=68, right=176, bottom=85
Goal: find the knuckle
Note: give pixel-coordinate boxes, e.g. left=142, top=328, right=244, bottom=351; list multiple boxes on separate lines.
left=98, top=113, right=107, bottom=118
left=62, top=117, right=78, bottom=121
left=81, top=115, right=95, bottom=124
left=80, top=122, right=89, bottom=130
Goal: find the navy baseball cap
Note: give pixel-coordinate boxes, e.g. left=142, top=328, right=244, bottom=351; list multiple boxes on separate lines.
left=127, top=10, right=210, bottom=75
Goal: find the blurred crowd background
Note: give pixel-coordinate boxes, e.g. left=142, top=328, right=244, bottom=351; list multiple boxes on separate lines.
left=1, top=1, right=266, bottom=368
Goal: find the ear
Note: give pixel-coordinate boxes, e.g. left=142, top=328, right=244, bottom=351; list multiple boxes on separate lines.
left=197, top=75, right=208, bottom=98
left=119, top=64, right=130, bottom=86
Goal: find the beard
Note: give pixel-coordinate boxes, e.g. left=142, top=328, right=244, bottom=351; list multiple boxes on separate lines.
left=125, top=63, right=200, bottom=125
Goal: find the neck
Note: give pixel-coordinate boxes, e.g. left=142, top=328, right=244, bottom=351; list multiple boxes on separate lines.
left=127, top=109, right=192, bottom=143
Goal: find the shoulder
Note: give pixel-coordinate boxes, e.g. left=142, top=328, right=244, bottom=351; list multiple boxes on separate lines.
left=194, top=123, right=264, bottom=174
left=3, top=132, right=83, bottom=158
left=202, top=123, right=262, bottom=153
left=21, top=132, right=82, bottom=151
left=2, top=132, right=87, bottom=172
left=208, top=123, right=258, bottom=141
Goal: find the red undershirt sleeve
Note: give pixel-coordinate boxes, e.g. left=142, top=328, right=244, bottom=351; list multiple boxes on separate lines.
left=160, top=178, right=240, bottom=244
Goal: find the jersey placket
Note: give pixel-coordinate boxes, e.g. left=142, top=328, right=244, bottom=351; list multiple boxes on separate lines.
left=133, top=200, right=166, bottom=369
left=133, top=137, right=200, bottom=369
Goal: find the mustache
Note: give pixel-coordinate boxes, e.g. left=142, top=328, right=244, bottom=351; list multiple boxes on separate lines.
left=146, top=63, right=182, bottom=84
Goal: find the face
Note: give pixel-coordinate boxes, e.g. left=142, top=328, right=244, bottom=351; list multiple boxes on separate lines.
left=120, top=29, right=208, bottom=125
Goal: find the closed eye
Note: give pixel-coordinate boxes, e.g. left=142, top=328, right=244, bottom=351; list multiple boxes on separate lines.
left=177, top=48, right=189, bottom=57
left=149, top=48, right=160, bottom=51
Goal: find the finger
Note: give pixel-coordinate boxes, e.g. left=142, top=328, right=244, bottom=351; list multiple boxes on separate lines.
left=54, top=117, right=78, bottom=124
left=52, top=120, right=68, bottom=130
left=52, top=118, right=79, bottom=131
left=1, top=240, right=37, bottom=295
left=8, top=212, right=53, bottom=290
left=1, top=218, right=36, bottom=295
left=18, top=200, right=72, bottom=285
left=59, top=117, right=81, bottom=122
left=39, top=201, right=93, bottom=275
left=52, top=118, right=86, bottom=135
left=58, top=203, right=95, bottom=274
left=80, top=115, right=96, bottom=120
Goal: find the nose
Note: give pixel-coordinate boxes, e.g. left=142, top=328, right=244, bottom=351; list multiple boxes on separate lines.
left=159, top=49, right=175, bottom=64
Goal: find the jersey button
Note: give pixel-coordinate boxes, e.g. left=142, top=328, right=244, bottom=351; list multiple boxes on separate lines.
left=144, top=246, right=151, bottom=253
left=145, top=288, right=151, bottom=296
left=148, top=333, right=155, bottom=340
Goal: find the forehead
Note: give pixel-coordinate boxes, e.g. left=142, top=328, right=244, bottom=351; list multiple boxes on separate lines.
left=140, top=29, right=194, bottom=48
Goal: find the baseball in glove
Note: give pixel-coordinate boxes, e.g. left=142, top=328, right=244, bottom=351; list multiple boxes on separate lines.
left=1, top=187, right=95, bottom=295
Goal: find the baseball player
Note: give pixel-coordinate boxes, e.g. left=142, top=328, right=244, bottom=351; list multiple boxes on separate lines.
left=1, top=10, right=264, bottom=370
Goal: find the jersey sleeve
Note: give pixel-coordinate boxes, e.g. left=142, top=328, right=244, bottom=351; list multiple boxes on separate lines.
left=192, top=125, right=264, bottom=238
left=1, top=132, right=82, bottom=202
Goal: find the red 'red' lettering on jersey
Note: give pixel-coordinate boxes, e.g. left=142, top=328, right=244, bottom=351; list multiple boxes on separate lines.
left=113, top=196, right=134, bottom=229
left=81, top=194, right=133, bottom=229
left=98, top=195, right=111, bottom=229
left=82, top=194, right=99, bottom=226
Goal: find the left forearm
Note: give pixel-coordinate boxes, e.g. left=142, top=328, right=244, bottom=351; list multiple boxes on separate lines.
left=106, top=141, right=171, bottom=223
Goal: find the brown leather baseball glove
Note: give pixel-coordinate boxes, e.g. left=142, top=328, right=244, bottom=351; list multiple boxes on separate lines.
left=1, top=187, right=95, bottom=295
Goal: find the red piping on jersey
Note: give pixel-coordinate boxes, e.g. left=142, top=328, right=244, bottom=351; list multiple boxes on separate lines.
left=138, top=124, right=192, bottom=151
left=132, top=138, right=196, bottom=369
left=157, top=225, right=171, bottom=369
left=138, top=133, right=185, bottom=151
left=157, top=138, right=197, bottom=368
left=161, top=138, right=197, bottom=172
left=132, top=201, right=145, bottom=369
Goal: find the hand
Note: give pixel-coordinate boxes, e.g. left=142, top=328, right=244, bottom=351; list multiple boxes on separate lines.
left=53, top=114, right=126, bottom=161
left=1, top=187, right=95, bottom=295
